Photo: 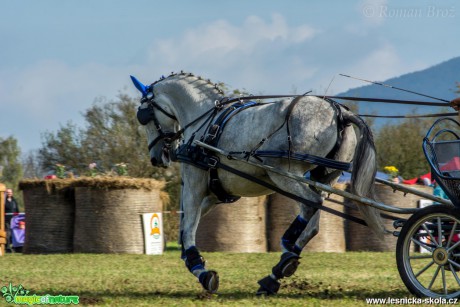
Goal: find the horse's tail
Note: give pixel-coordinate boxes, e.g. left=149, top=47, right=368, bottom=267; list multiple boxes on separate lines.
left=342, top=109, right=386, bottom=239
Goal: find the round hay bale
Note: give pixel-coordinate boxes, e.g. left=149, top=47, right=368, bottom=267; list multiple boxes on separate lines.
left=19, top=180, right=75, bottom=254
left=266, top=193, right=299, bottom=252
left=73, top=177, right=165, bottom=254
left=266, top=183, right=347, bottom=253
left=196, top=197, right=267, bottom=252
left=345, top=183, right=432, bottom=252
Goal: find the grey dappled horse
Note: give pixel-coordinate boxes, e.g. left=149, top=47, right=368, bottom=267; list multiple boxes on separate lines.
left=131, top=72, right=384, bottom=295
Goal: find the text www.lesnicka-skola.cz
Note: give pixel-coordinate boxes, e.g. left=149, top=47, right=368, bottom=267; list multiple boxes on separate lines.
left=366, top=297, right=458, bottom=305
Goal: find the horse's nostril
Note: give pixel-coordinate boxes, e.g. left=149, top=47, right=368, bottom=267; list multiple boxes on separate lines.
left=151, top=157, right=158, bottom=166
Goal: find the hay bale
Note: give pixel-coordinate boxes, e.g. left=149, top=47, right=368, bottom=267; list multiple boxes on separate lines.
left=73, top=178, right=164, bottom=254
left=266, top=193, right=299, bottom=252
left=196, top=197, right=267, bottom=252
left=266, top=183, right=347, bottom=253
left=345, top=183, right=432, bottom=252
left=20, top=181, right=75, bottom=254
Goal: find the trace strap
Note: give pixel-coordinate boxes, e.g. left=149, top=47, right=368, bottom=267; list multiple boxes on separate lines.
left=213, top=158, right=368, bottom=226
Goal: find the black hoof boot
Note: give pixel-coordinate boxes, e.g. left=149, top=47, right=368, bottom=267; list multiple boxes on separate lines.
left=273, top=252, right=301, bottom=279
left=256, top=275, right=280, bottom=296
left=199, top=270, right=219, bottom=293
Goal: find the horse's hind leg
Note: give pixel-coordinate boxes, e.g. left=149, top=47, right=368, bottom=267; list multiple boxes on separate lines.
left=179, top=165, right=220, bottom=293
left=257, top=172, right=323, bottom=296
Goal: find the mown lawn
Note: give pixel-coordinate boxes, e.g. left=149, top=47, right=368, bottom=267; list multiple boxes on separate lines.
left=0, top=245, right=419, bottom=306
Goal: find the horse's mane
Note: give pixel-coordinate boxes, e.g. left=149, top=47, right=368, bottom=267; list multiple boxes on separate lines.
left=151, top=71, right=225, bottom=99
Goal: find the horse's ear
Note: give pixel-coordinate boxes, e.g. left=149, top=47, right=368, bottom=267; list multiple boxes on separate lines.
left=130, top=75, right=148, bottom=97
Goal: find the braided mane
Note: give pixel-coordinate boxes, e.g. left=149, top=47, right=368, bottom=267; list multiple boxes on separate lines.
left=152, top=71, right=225, bottom=96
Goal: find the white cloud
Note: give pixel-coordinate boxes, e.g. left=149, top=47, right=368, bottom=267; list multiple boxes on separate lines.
left=147, top=13, right=318, bottom=81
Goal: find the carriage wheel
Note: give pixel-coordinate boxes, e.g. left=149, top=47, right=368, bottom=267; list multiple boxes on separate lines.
left=396, top=205, right=460, bottom=298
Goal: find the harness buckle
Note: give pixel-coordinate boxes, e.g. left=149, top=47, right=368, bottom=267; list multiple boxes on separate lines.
left=205, top=125, right=219, bottom=142
left=208, top=157, right=219, bottom=168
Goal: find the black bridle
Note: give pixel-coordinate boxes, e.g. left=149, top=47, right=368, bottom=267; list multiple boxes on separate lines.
left=137, top=90, right=219, bottom=153
left=137, top=96, right=180, bottom=151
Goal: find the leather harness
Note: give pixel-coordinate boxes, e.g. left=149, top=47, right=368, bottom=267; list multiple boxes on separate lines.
left=137, top=93, right=352, bottom=204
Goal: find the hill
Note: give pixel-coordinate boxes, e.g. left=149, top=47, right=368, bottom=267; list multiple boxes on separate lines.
left=336, top=56, right=460, bottom=125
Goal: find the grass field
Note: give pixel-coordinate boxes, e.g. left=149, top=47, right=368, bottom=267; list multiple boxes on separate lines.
left=0, top=245, right=425, bottom=306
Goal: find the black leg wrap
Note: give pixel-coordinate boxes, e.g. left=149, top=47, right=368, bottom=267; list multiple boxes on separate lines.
left=184, top=246, right=205, bottom=272
left=272, top=252, right=301, bottom=279
left=281, top=215, right=308, bottom=253
left=199, top=270, right=219, bottom=293
left=256, top=275, right=281, bottom=296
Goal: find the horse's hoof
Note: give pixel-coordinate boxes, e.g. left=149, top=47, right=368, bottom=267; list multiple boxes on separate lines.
left=273, top=252, right=301, bottom=279
left=281, top=257, right=300, bottom=277
left=256, top=275, right=280, bottom=296
left=200, top=270, right=219, bottom=293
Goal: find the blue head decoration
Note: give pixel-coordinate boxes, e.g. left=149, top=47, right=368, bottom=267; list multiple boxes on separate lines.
left=130, top=75, right=151, bottom=98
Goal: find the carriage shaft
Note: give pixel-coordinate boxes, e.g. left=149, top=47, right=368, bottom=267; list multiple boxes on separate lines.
left=194, top=141, right=451, bottom=214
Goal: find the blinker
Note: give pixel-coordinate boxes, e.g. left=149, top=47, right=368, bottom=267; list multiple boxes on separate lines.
left=137, top=107, right=153, bottom=125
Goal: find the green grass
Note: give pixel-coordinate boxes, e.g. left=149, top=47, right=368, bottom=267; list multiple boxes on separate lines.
left=0, top=246, right=414, bottom=306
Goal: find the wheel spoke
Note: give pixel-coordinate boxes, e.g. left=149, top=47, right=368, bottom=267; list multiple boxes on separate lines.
left=409, top=254, right=432, bottom=260
left=428, top=265, right=441, bottom=290
left=446, top=221, right=458, bottom=249
left=415, top=260, right=435, bottom=278
left=411, top=237, right=434, bottom=252
left=449, top=259, right=460, bottom=270
left=422, top=223, right=439, bottom=247
left=438, top=217, right=443, bottom=248
left=447, top=240, right=460, bottom=253
left=441, top=265, right=447, bottom=295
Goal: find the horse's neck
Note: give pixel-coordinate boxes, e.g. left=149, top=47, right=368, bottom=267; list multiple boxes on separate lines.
left=163, top=79, right=220, bottom=137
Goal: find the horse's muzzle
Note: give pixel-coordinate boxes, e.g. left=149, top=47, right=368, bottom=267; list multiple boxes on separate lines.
left=151, top=157, right=168, bottom=168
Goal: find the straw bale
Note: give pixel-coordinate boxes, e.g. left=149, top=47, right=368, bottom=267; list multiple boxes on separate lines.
left=196, top=197, right=267, bottom=252
left=19, top=177, right=165, bottom=192
left=266, top=183, right=347, bottom=253
left=73, top=186, right=163, bottom=254
left=22, top=186, right=75, bottom=254
left=345, top=183, right=432, bottom=252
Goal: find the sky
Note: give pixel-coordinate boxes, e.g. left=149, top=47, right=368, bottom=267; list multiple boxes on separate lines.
left=0, top=0, right=459, bottom=153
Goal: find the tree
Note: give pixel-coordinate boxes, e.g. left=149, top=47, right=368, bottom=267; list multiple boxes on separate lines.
left=0, top=136, right=23, bottom=209
left=375, top=118, right=433, bottom=179
left=39, top=94, right=159, bottom=177
left=22, top=150, right=44, bottom=179
left=39, top=122, right=86, bottom=174
left=0, top=136, right=23, bottom=185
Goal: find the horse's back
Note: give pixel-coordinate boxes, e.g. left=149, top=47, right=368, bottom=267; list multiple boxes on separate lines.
left=217, top=96, right=339, bottom=156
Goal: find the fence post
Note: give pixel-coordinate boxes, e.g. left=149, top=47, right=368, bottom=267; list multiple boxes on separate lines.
left=0, top=183, right=6, bottom=256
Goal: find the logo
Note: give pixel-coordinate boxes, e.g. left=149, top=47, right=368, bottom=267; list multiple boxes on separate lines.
left=1, top=283, right=79, bottom=305
left=150, top=213, right=161, bottom=239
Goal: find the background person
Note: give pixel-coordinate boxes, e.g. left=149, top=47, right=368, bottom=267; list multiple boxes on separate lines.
left=432, top=181, right=449, bottom=205
left=4, top=188, right=19, bottom=252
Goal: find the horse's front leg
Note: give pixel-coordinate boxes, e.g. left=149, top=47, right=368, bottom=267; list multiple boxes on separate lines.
left=179, top=165, right=220, bottom=293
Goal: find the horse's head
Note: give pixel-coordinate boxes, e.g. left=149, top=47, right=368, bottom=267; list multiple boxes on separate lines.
left=131, top=75, right=179, bottom=168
